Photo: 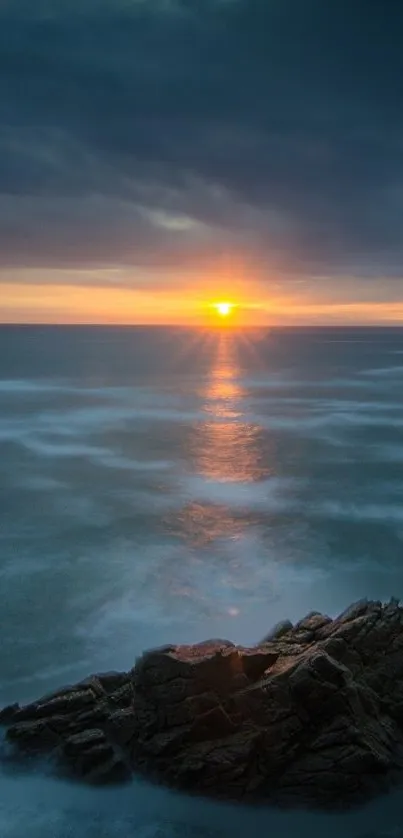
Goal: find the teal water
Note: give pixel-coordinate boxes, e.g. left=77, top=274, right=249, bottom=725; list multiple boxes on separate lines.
left=1, top=325, right=403, bottom=837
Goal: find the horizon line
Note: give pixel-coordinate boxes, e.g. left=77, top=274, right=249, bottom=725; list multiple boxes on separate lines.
left=2, top=322, right=403, bottom=329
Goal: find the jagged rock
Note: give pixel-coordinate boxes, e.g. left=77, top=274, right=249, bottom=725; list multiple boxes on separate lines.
left=7, top=719, right=61, bottom=750
left=3, top=599, right=403, bottom=809
left=61, top=728, right=129, bottom=783
left=261, top=619, right=293, bottom=642
left=11, top=689, right=95, bottom=724
left=0, top=703, right=19, bottom=724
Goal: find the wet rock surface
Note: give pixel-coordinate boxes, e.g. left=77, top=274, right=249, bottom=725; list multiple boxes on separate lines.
left=3, top=598, right=403, bottom=808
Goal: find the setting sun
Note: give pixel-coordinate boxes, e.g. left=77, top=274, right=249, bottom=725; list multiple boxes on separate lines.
left=215, top=302, right=233, bottom=317
left=204, top=299, right=240, bottom=328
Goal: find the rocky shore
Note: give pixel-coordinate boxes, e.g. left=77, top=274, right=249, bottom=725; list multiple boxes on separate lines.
left=2, top=598, right=403, bottom=809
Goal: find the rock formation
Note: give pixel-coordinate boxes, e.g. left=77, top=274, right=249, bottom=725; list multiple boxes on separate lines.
left=2, top=598, right=403, bottom=809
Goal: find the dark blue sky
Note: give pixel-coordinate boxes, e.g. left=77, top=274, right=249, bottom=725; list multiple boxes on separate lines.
left=1, top=0, right=403, bottom=321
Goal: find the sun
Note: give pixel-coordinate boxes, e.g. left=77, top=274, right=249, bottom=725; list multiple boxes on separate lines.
left=215, top=302, right=233, bottom=317
left=206, top=300, right=238, bottom=327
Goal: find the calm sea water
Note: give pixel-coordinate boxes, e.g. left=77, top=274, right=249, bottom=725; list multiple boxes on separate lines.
left=1, top=325, right=403, bottom=837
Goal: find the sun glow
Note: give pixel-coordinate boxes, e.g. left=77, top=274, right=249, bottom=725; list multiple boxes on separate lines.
left=205, top=300, right=240, bottom=328
left=214, top=302, right=233, bottom=317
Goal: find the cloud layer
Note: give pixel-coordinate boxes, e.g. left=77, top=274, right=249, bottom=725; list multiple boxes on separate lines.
left=1, top=0, right=403, bottom=283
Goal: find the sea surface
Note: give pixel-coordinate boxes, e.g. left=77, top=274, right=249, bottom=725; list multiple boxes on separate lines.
left=1, top=324, right=403, bottom=837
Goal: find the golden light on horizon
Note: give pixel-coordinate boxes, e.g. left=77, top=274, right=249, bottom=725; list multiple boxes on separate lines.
left=4, top=272, right=403, bottom=326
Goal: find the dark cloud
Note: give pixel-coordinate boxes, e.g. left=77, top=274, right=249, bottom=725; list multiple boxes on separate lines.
left=1, top=0, right=403, bottom=279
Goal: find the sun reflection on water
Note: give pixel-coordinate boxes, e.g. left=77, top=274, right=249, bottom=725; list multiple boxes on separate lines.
left=166, top=333, right=271, bottom=551
left=193, top=332, right=267, bottom=483
left=163, top=332, right=274, bottom=616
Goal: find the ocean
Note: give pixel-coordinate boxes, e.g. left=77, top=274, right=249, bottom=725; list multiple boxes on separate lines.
left=1, top=324, right=403, bottom=837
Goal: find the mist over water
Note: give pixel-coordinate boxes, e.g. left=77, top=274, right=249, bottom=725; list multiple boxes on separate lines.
left=1, top=325, right=403, bottom=836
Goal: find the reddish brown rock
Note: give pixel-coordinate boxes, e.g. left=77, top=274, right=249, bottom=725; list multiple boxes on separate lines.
left=3, top=599, right=403, bottom=809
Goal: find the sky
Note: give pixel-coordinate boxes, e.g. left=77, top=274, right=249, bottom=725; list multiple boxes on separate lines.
left=1, top=0, right=403, bottom=324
